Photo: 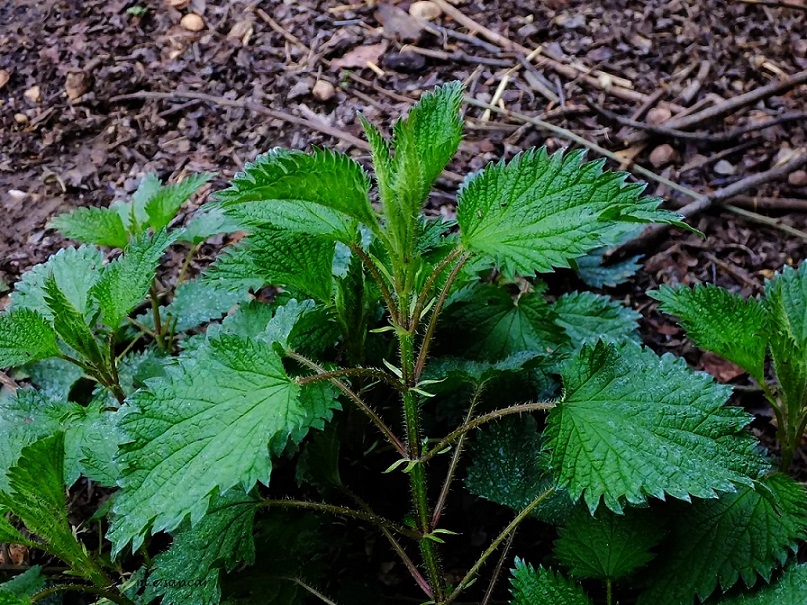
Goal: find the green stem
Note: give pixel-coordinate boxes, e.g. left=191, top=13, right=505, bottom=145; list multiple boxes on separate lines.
left=607, top=578, right=613, bottom=605
left=296, top=367, right=401, bottom=390
left=349, top=242, right=399, bottom=325
left=414, top=252, right=471, bottom=382
left=175, top=244, right=197, bottom=286
left=31, top=584, right=135, bottom=605
left=149, top=281, right=167, bottom=352
left=106, top=334, right=126, bottom=405
left=281, top=578, right=340, bottom=605
left=287, top=350, right=407, bottom=456
left=400, top=330, right=444, bottom=599
left=444, top=486, right=556, bottom=604
left=260, top=499, right=420, bottom=539
left=480, top=529, right=517, bottom=605
left=411, top=248, right=463, bottom=328
left=420, top=401, right=556, bottom=465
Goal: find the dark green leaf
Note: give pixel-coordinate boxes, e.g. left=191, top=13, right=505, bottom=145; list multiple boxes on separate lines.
left=552, top=291, right=641, bottom=348
left=509, top=560, right=592, bottom=605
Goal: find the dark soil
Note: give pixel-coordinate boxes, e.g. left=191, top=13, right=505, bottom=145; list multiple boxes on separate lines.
left=1, top=0, right=807, bottom=602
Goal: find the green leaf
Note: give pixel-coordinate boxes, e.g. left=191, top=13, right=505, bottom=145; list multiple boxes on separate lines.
left=0, top=435, right=108, bottom=586
left=62, top=401, right=120, bottom=487
left=457, top=148, right=686, bottom=275
left=715, top=564, right=807, bottom=605
left=424, top=351, right=549, bottom=393
left=112, top=173, right=161, bottom=233
left=552, top=291, right=641, bottom=349
left=144, top=490, right=257, bottom=605
left=91, top=230, right=175, bottom=329
left=50, top=206, right=129, bottom=248
left=0, top=566, right=45, bottom=601
left=109, top=334, right=338, bottom=554
left=651, top=284, right=769, bottom=384
left=555, top=505, right=663, bottom=581
left=177, top=207, right=243, bottom=245
left=546, top=342, right=766, bottom=513
left=0, top=506, right=35, bottom=547
left=262, top=299, right=341, bottom=357
left=638, top=473, right=807, bottom=605
left=11, top=246, right=104, bottom=320
left=296, top=424, right=342, bottom=494
left=465, top=416, right=573, bottom=525
left=509, top=560, right=592, bottom=605
left=43, top=276, right=106, bottom=368
left=575, top=248, right=642, bottom=288
left=214, top=148, right=375, bottom=242
left=441, top=283, right=566, bottom=361
left=0, top=309, right=60, bottom=368
left=24, top=357, right=84, bottom=401
left=163, top=279, right=247, bottom=333
left=145, top=172, right=212, bottom=231
left=206, top=227, right=335, bottom=302
left=765, top=264, right=807, bottom=419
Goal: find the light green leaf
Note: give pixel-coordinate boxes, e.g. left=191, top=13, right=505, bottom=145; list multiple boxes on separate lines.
left=546, top=342, right=766, bottom=513
left=441, top=283, right=566, bottom=361
left=359, top=114, right=394, bottom=209
left=145, top=490, right=257, bottom=605
left=639, top=473, right=807, bottom=605
left=651, top=284, right=769, bottom=384
left=205, top=227, right=335, bottom=302
left=555, top=505, right=663, bottom=581
left=0, top=309, right=60, bottom=368
left=0, top=435, right=108, bottom=586
left=0, top=566, right=45, bottom=601
left=43, top=276, right=106, bottom=368
left=214, top=148, right=375, bottom=241
left=109, top=334, right=338, bottom=554
left=112, top=173, right=161, bottom=232
left=145, top=173, right=212, bottom=231
left=177, top=207, right=242, bottom=244
left=465, top=416, right=572, bottom=525
left=91, top=230, right=175, bottom=329
left=509, top=560, right=592, bottom=605
left=716, top=564, right=807, bottom=605
left=50, top=206, right=129, bottom=248
left=24, top=357, right=84, bottom=401
left=63, top=401, right=120, bottom=487
left=552, top=291, right=641, bottom=348
left=457, top=148, right=686, bottom=275
left=164, top=279, right=247, bottom=333
left=0, top=506, right=36, bottom=547
left=765, top=264, right=807, bottom=418
left=11, top=246, right=104, bottom=320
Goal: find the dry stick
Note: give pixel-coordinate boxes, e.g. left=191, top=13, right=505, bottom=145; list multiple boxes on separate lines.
left=678, top=138, right=762, bottom=174
left=463, top=97, right=702, bottom=204
left=725, top=195, right=807, bottom=212
left=739, top=0, right=807, bottom=11
left=723, top=204, right=807, bottom=242
left=663, top=68, right=807, bottom=131
left=608, top=148, right=807, bottom=259
left=591, top=102, right=807, bottom=144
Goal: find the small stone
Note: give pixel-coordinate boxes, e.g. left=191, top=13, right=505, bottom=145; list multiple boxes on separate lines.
left=788, top=170, right=807, bottom=187
left=8, top=189, right=28, bottom=202
left=65, top=71, right=90, bottom=100
left=714, top=159, right=735, bottom=175
left=312, top=80, right=335, bottom=102
left=13, top=113, right=27, bottom=124
left=646, top=106, right=672, bottom=125
left=166, top=0, right=189, bottom=7
left=409, top=1, right=441, bottom=20
left=649, top=144, right=676, bottom=168
left=23, top=85, right=41, bottom=103
left=0, top=69, right=8, bottom=90
left=180, top=13, right=205, bottom=32
left=795, top=39, right=807, bottom=58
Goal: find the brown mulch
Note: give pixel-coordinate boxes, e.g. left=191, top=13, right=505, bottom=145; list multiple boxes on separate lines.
left=1, top=0, right=807, bottom=598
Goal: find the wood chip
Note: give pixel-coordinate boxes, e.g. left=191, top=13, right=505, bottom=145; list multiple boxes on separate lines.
left=0, top=69, right=9, bottom=90
left=330, top=43, right=387, bottom=69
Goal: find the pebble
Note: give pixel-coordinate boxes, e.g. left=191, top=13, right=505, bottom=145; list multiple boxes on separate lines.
left=167, top=0, right=189, bottom=7
left=180, top=13, right=205, bottom=32
left=649, top=144, right=676, bottom=168
left=409, top=1, right=441, bottom=21
left=788, top=170, right=807, bottom=187
left=714, top=159, right=735, bottom=176
left=0, top=69, right=8, bottom=90
left=646, top=106, right=672, bottom=125
left=14, top=113, right=28, bottom=124
left=23, top=85, right=41, bottom=103
left=312, top=80, right=336, bottom=102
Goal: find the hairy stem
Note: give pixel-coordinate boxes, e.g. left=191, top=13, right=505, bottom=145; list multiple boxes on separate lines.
left=445, top=486, right=556, bottom=604
left=296, top=367, right=401, bottom=390
left=481, top=529, right=517, bottom=605
left=349, top=242, right=399, bottom=325
left=414, top=252, right=471, bottom=382
left=260, top=499, right=420, bottom=539
left=106, top=334, right=126, bottom=405
left=420, top=401, right=556, bottom=465
left=281, top=577, right=340, bottom=605
left=411, top=248, right=463, bottom=328
left=432, top=385, right=485, bottom=528
left=31, top=584, right=135, bottom=605
left=606, top=578, right=613, bottom=605
left=175, top=244, right=197, bottom=286
left=287, top=350, right=407, bottom=457
left=149, top=280, right=167, bottom=351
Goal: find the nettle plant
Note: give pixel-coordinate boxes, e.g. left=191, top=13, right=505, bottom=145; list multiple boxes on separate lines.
left=0, top=82, right=805, bottom=605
